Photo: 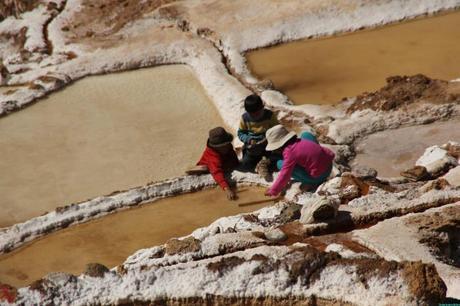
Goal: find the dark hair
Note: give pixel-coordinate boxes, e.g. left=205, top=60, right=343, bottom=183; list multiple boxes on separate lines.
left=244, top=94, right=264, bottom=113
left=279, top=135, right=298, bottom=151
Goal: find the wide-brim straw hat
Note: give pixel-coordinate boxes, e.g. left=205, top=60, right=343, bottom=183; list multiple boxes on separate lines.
left=207, top=126, right=234, bottom=148
left=265, top=125, right=296, bottom=151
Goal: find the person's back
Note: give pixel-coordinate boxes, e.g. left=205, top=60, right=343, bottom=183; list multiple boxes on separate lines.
left=196, top=127, right=239, bottom=200
left=284, top=138, right=334, bottom=178
left=264, top=126, right=335, bottom=197
left=239, top=109, right=278, bottom=141
left=197, top=145, right=238, bottom=175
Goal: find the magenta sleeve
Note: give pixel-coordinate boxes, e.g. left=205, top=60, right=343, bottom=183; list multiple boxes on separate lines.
left=268, top=153, right=296, bottom=196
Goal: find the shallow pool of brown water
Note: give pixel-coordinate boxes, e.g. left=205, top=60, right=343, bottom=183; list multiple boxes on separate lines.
left=352, top=118, right=460, bottom=178
left=246, top=11, right=460, bottom=104
left=0, top=186, right=275, bottom=287
left=0, top=65, right=223, bottom=227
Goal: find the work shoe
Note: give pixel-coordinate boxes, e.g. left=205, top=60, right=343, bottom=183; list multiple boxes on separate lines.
left=185, top=165, right=209, bottom=175
left=255, top=156, right=272, bottom=181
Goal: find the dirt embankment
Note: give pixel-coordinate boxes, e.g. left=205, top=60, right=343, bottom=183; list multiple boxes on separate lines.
left=60, top=0, right=177, bottom=47
left=0, top=0, right=40, bottom=21
left=405, top=205, right=460, bottom=268
left=347, top=74, right=460, bottom=113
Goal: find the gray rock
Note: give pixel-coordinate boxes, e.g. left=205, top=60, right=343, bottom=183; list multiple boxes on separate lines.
left=323, top=144, right=353, bottom=165
left=278, top=203, right=302, bottom=223
left=352, top=165, right=378, bottom=179
left=400, top=165, right=430, bottom=181
left=84, top=263, right=110, bottom=278
left=300, top=196, right=339, bottom=224
left=44, top=272, right=77, bottom=286
left=264, top=228, right=287, bottom=242
left=416, top=146, right=457, bottom=176
left=165, top=236, right=201, bottom=255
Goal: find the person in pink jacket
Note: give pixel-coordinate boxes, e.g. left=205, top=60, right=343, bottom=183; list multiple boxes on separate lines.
left=264, top=125, right=335, bottom=197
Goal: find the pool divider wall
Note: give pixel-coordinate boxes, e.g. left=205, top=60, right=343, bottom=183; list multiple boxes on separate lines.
left=2, top=0, right=460, bottom=133
left=1, top=0, right=460, bottom=284
left=1, top=1, right=459, bottom=164
left=223, top=0, right=460, bottom=86
left=0, top=171, right=269, bottom=255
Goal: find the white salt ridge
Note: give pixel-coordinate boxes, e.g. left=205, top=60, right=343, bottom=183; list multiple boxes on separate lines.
left=324, top=243, right=376, bottom=259
left=416, top=145, right=458, bottom=174
left=0, top=0, right=65, bottom=71
left=353, top=203, right=460, bottom=299
left=329, top=104, right=460, bottom=145
left=125, top=231, right=266, bottom=271
left=190, top=201, right=288, bottom=241
left=223, top=0, right=460, bottom=84
left=11, top=244, right=414, bottom=306
left=1, top=1, right=460, bottom=303
left=0, top=170, right=276, bottom=255
left=3, top=0, right=460, bottom=135
left=0, top=174, right=214, bottom=253
left=443, top=166, right=460, bottom=187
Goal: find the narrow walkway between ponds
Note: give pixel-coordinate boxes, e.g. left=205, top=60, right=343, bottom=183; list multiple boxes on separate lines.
left=0, top=85, right=25, bottom=95
left=0, top=65, right=223, bottom=227
left=0, top=186, right=276, bottom=288
left=352, top=118, right=460, bottom=178
left=246, top=10, right=460, bottom=104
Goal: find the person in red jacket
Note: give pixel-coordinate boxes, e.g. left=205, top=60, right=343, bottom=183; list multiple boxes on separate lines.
left=196, top=127, right=239, bottom=200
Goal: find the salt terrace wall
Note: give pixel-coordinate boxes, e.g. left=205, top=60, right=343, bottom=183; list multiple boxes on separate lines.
left=1, top=0, right=460, bottom=304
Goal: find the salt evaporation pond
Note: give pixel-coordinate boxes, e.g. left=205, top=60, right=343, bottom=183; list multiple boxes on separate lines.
left=0, top=65, right=223, bottom=227
left=352, top=118, right=460, bottom=178
left=246, top=10, right=460, bottom=104
left=0, top=187, right=275, bottom=287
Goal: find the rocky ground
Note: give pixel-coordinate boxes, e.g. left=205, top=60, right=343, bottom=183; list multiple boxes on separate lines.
left=0, top=0, right=460, bottom=305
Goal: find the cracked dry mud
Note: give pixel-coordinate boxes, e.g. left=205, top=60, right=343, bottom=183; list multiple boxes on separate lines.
left=0, top=0, right=460, bottom=305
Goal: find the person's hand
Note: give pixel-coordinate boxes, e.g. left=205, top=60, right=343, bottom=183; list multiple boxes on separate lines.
left=264, top=188, right=275, bottom=197
left=225, top=188, right=237, bottom=201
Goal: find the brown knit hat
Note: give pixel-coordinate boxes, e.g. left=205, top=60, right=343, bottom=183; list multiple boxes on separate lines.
left=207, top=127, right=233, bottom=148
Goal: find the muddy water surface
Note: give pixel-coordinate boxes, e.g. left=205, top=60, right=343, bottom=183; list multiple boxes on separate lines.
left=247, top=11, right=460, bottom=104
left=352, top=118, right=460, bottom=178
left=0, top=186, right=275, bottom=287
left=0, top=65, right=223, bottom=227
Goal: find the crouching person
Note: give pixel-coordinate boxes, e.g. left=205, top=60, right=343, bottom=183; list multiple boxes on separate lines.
left=264, top=125, right=335, bottom=197
left=197, top=127, right=239, bottom=201
left=237, top=94, right=279, bottom=179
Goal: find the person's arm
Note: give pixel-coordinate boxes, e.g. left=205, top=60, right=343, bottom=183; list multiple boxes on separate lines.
left=207, top=159, right=230, bottom=190
left=198, top=148, right=235, bottom=200
left=237, top=119, right=253, bottom=145
left=208, top=161, right=236, bottom=200
left=266, top=152, right=296, bottom=196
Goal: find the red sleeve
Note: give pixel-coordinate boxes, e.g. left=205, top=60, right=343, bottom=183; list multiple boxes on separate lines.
left=197, top=147, right=229, bottom=190
left=208, top=159, right=229, bottom=190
